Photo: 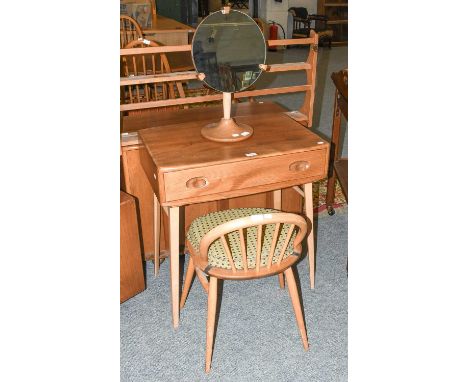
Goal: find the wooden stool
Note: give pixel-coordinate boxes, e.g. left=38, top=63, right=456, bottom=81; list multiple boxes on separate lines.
left=180, top=208, right=309, bottom=372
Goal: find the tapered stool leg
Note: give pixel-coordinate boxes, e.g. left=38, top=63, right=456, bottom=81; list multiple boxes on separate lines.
left=180, top=257, right=195, bottom=310
left=205, top=276, right=218, bottom=373
left=284, top=267, right=309, bottom=350
left=278, top=273, right=285, bottom=288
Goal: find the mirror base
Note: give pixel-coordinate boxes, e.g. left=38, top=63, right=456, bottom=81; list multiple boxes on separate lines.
left=201, top=118, right=253, bottom=143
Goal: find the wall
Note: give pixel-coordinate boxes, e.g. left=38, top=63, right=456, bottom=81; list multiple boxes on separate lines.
left=157, top=0, right=197, bottom=25
left=289, top=0, right=317, bottom=14
left=258, top=0, right=290, bottom=38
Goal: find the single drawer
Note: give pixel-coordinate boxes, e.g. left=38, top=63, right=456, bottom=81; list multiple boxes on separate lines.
left=163, top=149, right=327, bottom=203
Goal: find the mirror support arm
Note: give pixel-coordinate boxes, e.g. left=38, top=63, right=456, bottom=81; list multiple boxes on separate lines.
left=223, top=92, right=232, bottom=120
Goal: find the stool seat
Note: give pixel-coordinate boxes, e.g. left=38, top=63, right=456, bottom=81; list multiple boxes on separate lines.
left=187, top=208, right=297, bottom=270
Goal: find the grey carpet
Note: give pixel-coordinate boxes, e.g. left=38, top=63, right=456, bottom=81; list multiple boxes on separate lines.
left=121, top=209, right=348, bottom=381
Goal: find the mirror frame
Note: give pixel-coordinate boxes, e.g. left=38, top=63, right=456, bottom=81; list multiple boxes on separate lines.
left=191, top=8, right=267, bottom=93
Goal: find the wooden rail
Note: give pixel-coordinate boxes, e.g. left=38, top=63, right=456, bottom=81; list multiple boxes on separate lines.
left=120, top=44, right=192, bottom=55
left=120, top=31, right=319, bottom=127
left=120, top=71, right=198, bottom=86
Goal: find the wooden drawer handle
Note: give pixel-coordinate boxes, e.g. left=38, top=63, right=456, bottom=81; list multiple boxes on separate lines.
left=289, top=160, right=311, bottom=172
left=186, top=177, right=208, bottom=189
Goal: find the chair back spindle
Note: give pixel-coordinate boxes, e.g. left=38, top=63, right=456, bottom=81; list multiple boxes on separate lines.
left=120, top=15, right=143, bottom=48
left=121, top=38, right=184, bottom=115
left=198, top=212, right=307, bottom=275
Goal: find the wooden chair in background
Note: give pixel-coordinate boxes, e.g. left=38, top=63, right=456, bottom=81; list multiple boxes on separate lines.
left=121, top=38, right=185, bottom=115
left=289, top=7, right=333, bottom=48
left=120, top=15, right=143, bottom=48
left=180, top=208, right=309, bottom=372
left=326, top=69, right=348, bottom=215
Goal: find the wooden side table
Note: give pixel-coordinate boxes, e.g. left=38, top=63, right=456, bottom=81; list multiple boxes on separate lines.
left=326, top=69, right=348, bottom=215
left=138, top=103, right=330, bottom=328
left=120, top=191, right=145, bottom=303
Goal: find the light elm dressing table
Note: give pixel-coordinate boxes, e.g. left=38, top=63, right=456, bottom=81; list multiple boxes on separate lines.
left=120, top=7, right=328, bottom=328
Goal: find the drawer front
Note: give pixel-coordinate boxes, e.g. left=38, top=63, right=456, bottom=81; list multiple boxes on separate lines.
left=163, top=149, right=327, bottom=203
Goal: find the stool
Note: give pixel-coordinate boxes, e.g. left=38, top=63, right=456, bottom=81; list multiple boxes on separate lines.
left=180, top=208, right=309, bottom=372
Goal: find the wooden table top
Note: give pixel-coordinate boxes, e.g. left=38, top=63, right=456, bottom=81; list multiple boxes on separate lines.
left=123, top=102, right=286, bottom=133
left=136, top=102, right=328, bottom=172
left=144, top=15, right=195, bottom=34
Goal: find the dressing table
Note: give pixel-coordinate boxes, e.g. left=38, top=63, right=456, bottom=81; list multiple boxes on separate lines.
left=137, top=101, right=329, bottom=328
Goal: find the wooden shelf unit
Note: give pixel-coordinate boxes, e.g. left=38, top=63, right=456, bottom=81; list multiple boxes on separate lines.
left=318, top=0, right=348, bottom=46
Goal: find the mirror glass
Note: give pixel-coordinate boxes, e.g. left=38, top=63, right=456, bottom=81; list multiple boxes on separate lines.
left=192, top=10, right=266, bottom=93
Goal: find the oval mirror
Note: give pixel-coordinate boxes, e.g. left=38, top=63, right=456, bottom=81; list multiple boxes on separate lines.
left=192, top=9, right=266, bottom=93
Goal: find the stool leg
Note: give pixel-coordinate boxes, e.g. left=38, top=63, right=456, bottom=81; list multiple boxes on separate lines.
left=205, top=276, right=218, bottom=373
left=285, top=267, right=309, bottom=350
left=180, top=257, right=195, bottom=310
left=278, top=273, right=285, bottom=289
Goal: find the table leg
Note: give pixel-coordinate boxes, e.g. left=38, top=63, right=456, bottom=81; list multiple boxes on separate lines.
left=304, top=183, right=315, bottom=289
left=273, top=189, right=285, bottom=289
left=153, top=194, right=161, bottom=276
left=326, top=89, right=342, bottom=215
left=169, top=206, right=180, bottom=328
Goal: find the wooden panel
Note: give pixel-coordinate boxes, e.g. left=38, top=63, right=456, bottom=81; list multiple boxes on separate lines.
left=137, top=145, right=161, bottom=199
left=184, top=201, right=219, bottom=233
left=121, top=148, right=155, bottom=259
left=228, top=192, right=271, bottom=210
left=120, top=192, right=145, bottom=303
left=163, top=150, right=327, bottom=203
left=282, top=187, right=304, bottom=214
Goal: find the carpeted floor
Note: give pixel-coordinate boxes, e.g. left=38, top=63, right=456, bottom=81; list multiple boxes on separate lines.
left=121, top=210, right=347, bottom=381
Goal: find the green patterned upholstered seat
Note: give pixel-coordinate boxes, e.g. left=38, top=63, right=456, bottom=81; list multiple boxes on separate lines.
left=186, top=208, right=298, bottom=270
